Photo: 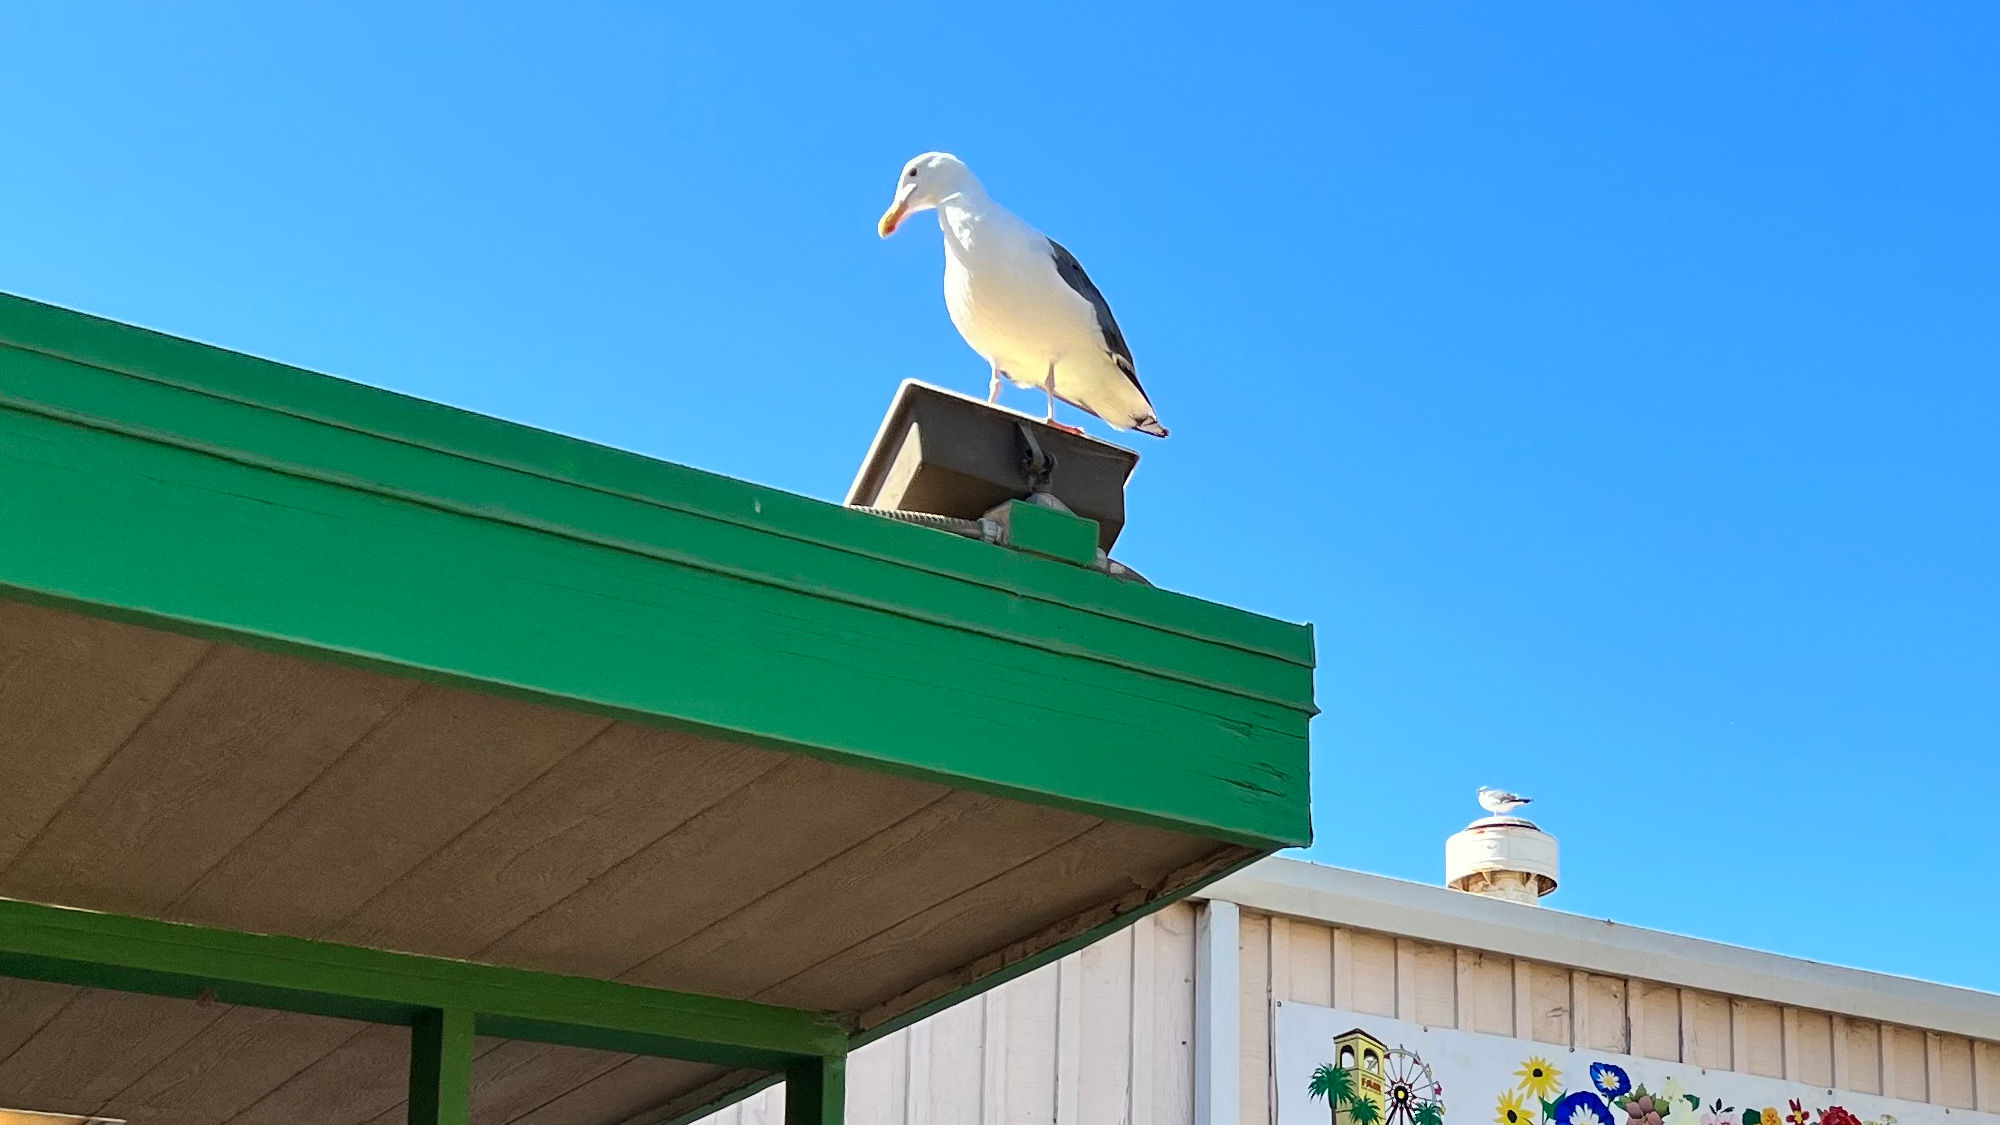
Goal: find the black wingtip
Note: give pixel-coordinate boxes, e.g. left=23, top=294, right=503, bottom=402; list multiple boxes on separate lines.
left=1135, top=418, right=1169, bottom=438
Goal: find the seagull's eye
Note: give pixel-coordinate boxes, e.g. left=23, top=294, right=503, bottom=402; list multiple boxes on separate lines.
left=906, top=168, right=917, bottom=178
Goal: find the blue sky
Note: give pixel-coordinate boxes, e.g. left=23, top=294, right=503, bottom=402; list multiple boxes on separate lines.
left=5, top=4, right=1996, bottom=990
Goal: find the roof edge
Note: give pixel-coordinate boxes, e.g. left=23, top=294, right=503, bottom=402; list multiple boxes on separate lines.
left=0, top=291, right=1313, bottom=672
left=1204, top=857, right=2000, bottom=1042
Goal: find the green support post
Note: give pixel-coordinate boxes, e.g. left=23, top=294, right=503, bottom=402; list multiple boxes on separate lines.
left=409, top=1008, right=475, bottom=1125
left=786, top=1055, right=846, bottom=1125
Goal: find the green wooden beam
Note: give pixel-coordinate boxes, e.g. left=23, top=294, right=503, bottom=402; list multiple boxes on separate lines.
left=0, top=290, right=1314, bottom=849
left=409, top=1008, right=475, bottom=1125
left=0, top=897, right=846, bottom=1069
left=785, top=1056, right=846, bottom=1125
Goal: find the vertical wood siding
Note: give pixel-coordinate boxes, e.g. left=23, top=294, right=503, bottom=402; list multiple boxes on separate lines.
left=693, top=906, right=1998, bottom=1125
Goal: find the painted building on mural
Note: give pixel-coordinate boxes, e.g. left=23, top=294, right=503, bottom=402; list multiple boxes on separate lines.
left=695, top=854, right=2000, bottom=1125
left=1325, top=1025, right=1391, bottom=1125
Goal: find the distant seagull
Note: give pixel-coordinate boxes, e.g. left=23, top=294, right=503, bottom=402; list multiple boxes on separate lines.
left=1477, top=787, right=1532, bottom=815
left=877, top=152, right=1168, bottom=437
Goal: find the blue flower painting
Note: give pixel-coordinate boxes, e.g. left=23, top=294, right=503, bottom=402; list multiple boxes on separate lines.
left=1553, top=1092, right=1617, bottom=1125
left=1589, top=1064, right=1631, bottom=1098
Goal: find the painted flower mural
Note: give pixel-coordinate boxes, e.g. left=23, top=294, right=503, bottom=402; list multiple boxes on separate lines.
left=1661, top=1078, right=1703, bottom=1125
left=1616, top=1087, right=1668, bottom=1125
left=1553, top=1092, right=1617, bottom=1125
left=1590, top=1064, right=1632, bottom=1099
left=1516, top=1058, right=1564, bottom=1103
left=1476, top=1054, right=1922, bottom=1125
left=1307, top=1029, right=1912, bottom=1125
left=1294, top=1013, right=1932, bottom=1125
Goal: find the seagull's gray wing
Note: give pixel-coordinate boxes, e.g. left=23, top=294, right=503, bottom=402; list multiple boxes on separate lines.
left=1046, top=238, right=1148, bottom=397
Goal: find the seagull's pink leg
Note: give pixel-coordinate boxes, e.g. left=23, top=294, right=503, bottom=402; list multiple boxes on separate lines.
left=1041, top=364, right=1084, bottom=435
left=988, top=366, right=1003, bottom=403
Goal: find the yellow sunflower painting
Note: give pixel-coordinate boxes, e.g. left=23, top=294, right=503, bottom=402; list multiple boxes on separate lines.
left=1497, top=1089, right=1533, bottom=1125
left=1515, top=1056, right=1562, bottom=1103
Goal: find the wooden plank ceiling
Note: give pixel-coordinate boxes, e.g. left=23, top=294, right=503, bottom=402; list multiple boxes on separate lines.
left=0, top=599, right=1247, bottom=1124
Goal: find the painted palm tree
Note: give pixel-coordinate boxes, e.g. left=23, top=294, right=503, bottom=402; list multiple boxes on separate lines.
left=1309, top=1065, right=1356, bottom=1125
left=1350, top=1096, right=1386, bottom=1125
left=1414, top=1101, right=1445, bottom=1125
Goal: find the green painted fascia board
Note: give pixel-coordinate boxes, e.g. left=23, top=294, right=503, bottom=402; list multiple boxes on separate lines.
left=0, top=405, right=1308, bottom=846
left=0, top=897, right=847, bottom=1068
left=0, top=293, right=1315, bottom=848
left=0, top=293, right=1313, bottom=671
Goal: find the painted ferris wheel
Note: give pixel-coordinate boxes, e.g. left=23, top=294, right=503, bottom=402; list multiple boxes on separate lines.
left=1382, top=1047, right=1444, bottom=1125
left=1314, top=1027, right=1447, bottom=1125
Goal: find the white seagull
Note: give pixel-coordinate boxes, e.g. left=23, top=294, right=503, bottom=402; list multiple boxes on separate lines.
left=877, top=152, right=1168, bottom=437
left=1477, top=787, right=1532, bottom=815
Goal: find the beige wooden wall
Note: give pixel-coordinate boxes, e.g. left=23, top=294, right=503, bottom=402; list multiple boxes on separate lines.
left=691, top=903, right=1999, bottom=1125
left=698, top=904, right=1198, bottom=1125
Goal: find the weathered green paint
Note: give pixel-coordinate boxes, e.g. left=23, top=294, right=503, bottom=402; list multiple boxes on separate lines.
left=0, top=291, right=1313, bottom=848
left=1002, top=500, right=1100, bottom=566
left=409, top=1008, right=475, bottom=1125
left=0, top=897, right=846, bottom=1069
left=786, top=1055, right=846, bottom=1125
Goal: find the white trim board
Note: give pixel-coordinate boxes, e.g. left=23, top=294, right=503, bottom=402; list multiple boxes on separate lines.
left=1204, top=858, right=2000, bottom=1042
left=1195, top=899, right=1241, bottom=1125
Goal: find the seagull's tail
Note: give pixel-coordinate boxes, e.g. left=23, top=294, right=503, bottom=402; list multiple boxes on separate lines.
left=1134, top=416, right=1169, bottom=438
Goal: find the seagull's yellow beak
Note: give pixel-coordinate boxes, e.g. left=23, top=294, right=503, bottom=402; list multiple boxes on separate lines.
left=878, top=182, right=917, bottom=238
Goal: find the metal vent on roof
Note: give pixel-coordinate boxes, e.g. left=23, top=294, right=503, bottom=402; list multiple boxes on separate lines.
left=847, top=380, right=1139, bottom=552
left=846, top=380, right=1151, bottom=582
left=1446, top=811, right=1560, bottom=905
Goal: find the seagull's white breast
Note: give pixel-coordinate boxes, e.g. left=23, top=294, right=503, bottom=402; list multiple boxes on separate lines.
left=937, top=199, right=1108, bottom=387
left=921, top=189, right=1161, bottom=432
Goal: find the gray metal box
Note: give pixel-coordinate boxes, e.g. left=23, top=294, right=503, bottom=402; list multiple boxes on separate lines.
left=846, top=380, right=1140, bottom=551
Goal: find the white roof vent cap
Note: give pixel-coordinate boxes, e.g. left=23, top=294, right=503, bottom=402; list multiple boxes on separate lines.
left=1446, top=788, right=1558, bottom=905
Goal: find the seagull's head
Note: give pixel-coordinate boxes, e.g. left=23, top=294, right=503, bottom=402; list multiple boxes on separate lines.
left=878, top=152, right=975, bottom=237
